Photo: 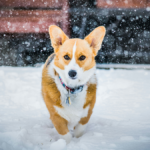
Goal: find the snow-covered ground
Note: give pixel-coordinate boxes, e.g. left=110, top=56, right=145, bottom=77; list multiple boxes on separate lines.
left=0, top=67, right=150, bottom=150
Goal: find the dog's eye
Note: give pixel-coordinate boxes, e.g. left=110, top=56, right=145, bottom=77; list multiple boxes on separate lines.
left=79, top=55, right=86, bottom=61
left=64, top=55, right=70, bottom=60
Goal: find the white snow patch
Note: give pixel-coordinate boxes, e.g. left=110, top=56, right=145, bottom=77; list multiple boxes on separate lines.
left=50, top=139, right=66, bottom=150
left=120, top=136, right=135, bottom=141
left=0, top=67, right=150, bottom=150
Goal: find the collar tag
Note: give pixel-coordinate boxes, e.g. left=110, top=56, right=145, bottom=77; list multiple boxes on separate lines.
left=66, top=96, right=71, bottom=105
left=66, top=89, right=71, bottom=105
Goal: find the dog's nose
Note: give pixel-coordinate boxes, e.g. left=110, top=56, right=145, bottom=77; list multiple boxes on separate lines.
left=68, top=70, right=77, bottom=79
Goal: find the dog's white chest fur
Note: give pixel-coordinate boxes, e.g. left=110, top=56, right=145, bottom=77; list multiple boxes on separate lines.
left=54, top=77, right=89, bottom=129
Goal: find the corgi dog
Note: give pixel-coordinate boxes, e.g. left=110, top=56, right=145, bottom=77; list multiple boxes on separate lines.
left=42, top=25, right=106, bottom=143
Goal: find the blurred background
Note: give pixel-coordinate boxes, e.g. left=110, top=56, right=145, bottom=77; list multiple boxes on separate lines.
left=0, top=0, right=150, bottom=66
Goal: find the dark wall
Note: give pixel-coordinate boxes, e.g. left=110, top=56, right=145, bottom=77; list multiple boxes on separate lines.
left=70, top=8, right=150, bottom=64
left=0, top=33, right=52, bottom=66
left=0, top=0, right=150, bottom=66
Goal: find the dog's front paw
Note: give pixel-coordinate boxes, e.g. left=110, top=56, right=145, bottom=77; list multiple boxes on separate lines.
left=60, top=132, right=72, bottom=144
left=74, top=123, right=87, bottom=138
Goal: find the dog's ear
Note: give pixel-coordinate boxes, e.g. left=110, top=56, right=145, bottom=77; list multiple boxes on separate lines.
left=84, top=26, right=106, bottom=56
left=49, top=25, right=69, bottom=53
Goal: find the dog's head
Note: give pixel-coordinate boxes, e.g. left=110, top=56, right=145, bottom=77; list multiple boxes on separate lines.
left=49, top=25, right=106, bottom=88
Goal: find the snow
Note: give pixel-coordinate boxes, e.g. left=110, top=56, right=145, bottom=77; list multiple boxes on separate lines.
left=0, top=66, right=150, bottom=150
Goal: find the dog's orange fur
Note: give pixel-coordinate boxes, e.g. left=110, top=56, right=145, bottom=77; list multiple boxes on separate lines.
left=42, top=25, right=105, bottom=137
left=42, top=55, right=69, bottom=135
left=79, top=84, right=97, bottom=125
left=53, top=39, right=96, bottom=71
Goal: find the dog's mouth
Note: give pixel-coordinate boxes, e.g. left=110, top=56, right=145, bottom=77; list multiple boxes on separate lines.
left=69, top=76, right=77, bottom=80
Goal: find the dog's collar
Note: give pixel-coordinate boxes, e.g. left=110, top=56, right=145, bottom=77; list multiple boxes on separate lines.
left=59, top=76, right=84, bottom=94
